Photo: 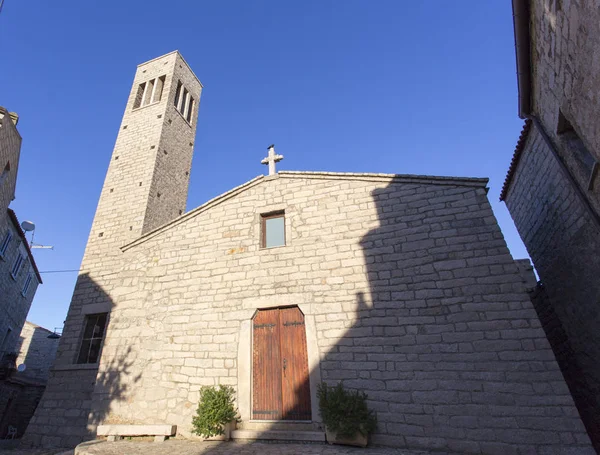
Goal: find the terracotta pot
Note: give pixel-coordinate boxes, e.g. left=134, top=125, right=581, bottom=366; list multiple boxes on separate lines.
left=325, top=429, right=368, bottom=447
left=203, top=421, right=236, bottom=441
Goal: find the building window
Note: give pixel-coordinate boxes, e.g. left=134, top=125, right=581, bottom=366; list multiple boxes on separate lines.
left=261, top=211, right=285, bottom=248
left=21, top=273, right=33, bottom=296
left=76, top=313, right=108, bottom=364
left=10, top=254, right=24, bottom=279
left=186, top=97, right=195, bottom=123
left=0, top=231, right=11, bottom=257
left=174, top=80, right=194, bottom=124
left=133, top=76, right=166, bottom=109
left=174, top=81, right=182, bottom=109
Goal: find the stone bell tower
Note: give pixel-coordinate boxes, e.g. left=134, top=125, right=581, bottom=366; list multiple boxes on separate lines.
left=83, top=51, right=203, bottom=267
left=23, top=52, right=203, bottom=448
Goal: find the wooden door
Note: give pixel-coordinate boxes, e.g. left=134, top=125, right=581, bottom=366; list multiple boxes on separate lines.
left=252, top=307, right=311, bottom=421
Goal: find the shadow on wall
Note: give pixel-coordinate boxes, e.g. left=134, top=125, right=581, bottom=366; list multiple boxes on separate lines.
left=0, top=325, right=60, bottom=440
left=278, top=181, right=592, bottom=452
left=26, top=180, right=593, bottom=453
left=21, top=273, right=141, bottom=448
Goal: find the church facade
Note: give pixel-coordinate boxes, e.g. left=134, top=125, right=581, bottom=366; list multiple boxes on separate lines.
left=25, top=52, right=593, bottom=453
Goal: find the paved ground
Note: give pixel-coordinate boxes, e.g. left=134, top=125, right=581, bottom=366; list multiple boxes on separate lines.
left=0, top=449, right=72, bottom=455
left=0, top=441, right=443, bottom=455
left=75, top=441, right=439, bottom=455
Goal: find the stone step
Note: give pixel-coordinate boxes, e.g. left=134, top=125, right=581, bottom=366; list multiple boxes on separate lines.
left=231, top=429, right=326, bottom=442
left=237, top=421, right=318, bottom=431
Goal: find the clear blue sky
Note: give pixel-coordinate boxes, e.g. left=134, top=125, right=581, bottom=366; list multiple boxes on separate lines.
left=1, top=0, right=527, bottom=332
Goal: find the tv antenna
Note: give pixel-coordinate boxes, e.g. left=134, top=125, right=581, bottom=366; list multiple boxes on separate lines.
left=21, top=221, right=54, bottom=250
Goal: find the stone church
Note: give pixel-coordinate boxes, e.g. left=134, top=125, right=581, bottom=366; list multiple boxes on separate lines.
left=24, top=52, right=594, bottom=453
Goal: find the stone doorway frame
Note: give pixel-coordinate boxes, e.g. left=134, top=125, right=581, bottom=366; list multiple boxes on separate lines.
left=237, top=302, right=322, bottom=424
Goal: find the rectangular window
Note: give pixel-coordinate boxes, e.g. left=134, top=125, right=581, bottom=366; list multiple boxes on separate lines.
left=143, top=78, right=155, bottom=106
left=174, top=81, right=182, bottom=109
left=10, top=254, right=24, bottom=279
left=180, top=88, right=188, bottom=115
left=152, top=75, right=165, bottom=103
left=22, top=273, right=33, bottom=296
left=261, top=211, right=285, bottom=248
left=76, top=313, right=108, bottom=364
left=133, top=82, right=146, bottom=109
left=0, top=231, right=11, bottom=257
left=186, top=97, right=194, bottom=123
left=133, top=75, right=166, bottom=110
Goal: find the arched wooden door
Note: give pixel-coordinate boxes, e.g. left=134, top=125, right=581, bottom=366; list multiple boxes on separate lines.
left=252, top=307, right=311, bottom=421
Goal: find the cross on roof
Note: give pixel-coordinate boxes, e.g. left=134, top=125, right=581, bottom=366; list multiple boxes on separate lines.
left=261, top=144, right=284, bottom=176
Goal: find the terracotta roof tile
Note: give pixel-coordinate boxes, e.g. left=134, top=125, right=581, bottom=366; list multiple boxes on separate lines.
left=500, top=119, right=533, bottom=201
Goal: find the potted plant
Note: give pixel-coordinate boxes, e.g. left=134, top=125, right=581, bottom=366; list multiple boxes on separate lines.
left=317, top=382, right=377, bottom=447
left=192, top=385, right=238, bottom=441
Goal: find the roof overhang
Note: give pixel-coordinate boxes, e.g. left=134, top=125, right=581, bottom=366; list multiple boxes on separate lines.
left=513, top=0, right=532, bottom=118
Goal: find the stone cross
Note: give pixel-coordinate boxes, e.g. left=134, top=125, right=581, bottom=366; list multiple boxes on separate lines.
left=261, top=144, right=284, bottom=176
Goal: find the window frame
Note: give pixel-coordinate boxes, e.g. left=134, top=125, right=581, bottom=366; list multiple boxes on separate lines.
left=0, top=231, right=12, bottom=258
left=10, top=253, right=24, bottom=279
left=132, top=75, right=166, bottom=110
left=21, top=273, right=33, bottom=297
left=76, top=313, right=108, bottom=364
left=261, top=211, right=286, bottom=249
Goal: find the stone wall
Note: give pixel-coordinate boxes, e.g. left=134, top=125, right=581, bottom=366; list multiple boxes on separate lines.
left=0, top=107, right=21, bottom=225
left=30, top=171, right=593, bottom=453
left=529, top=0, right=600, bottom=211
left=17, top=322, right=60, bottom=382
left=0, top=217, right=40, bottom=361
left=502, top=0, right=600, bottom=449
left=504, top=126, right=600, bottom=449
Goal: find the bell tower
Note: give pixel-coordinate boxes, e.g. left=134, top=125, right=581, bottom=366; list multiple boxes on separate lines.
left=83, top=50, right=202, bottom=267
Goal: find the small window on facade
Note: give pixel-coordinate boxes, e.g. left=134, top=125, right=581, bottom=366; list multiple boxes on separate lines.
left=143, top=78, right=155, bottom=106
left=153, top=75, right=165, bottom=103
left=174, top=81, right=183, bottom=109
left=261, top=211, right=285, bottom=248
left=22, top=273, right=33, bottom=296
left=10, top=254, right=24, bottom=279
left=76, top=313, right=108, bottom=364
left=180, top=88, right=188, bottom=115
left=0, top=231, right=12, bottom=257
left=133, top=82, right=146, bottom=109
left=186, top=97, right=194, bottom=123
left=133, top=76, right=166, bottom=110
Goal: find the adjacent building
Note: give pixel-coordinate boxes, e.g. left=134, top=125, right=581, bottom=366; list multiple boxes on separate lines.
left=501, top=0, right=600, bottom=451
left=0, top=107, right=43, bottom=439
left=0, top=322, right=59, bottom=439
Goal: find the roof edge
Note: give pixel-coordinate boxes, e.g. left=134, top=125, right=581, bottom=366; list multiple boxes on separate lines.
left=138, top=51, right=203, bottom=88
left=122, top=175, right=265, bottom=251
left=278, top=171, right=489, bottom=187
left=500, top=119, right=533, bottom=201
left=7, top=209, right=42, bottom=283
left=122, top=170, right=489, bottom=252
left=513, top=0, right=532, bottom=118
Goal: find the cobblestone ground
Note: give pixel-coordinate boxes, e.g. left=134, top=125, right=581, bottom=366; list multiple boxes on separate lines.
left=73, top=441, right=442, bottom=455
